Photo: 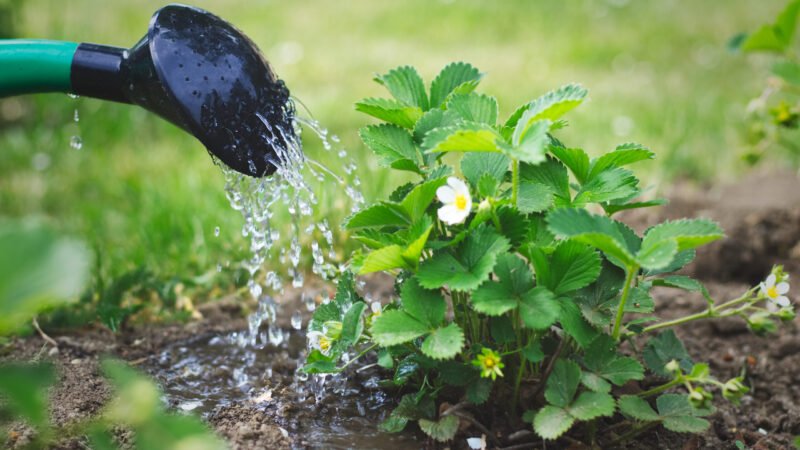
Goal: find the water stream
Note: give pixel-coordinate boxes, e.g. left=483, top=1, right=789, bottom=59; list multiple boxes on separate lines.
left=143, top=104, right=420, bottom=447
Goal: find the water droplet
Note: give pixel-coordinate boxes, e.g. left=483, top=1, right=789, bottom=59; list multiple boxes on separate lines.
left=73, top=109, right=79, bottom=122
left=70, top=136, right=83, bottom=150
left=216, top=263, right=222, bottom=273
left=290, top=311, right=302, bottom=330
left=67, top=93, right=79, bottom=99
left=214, top=226, right=220, bottom=237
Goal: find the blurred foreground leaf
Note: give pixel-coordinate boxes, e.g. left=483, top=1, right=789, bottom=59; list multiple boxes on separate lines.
left=0, top=220, right=91, bottom=335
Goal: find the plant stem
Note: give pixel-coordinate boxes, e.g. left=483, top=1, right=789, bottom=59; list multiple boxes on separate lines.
left=637, top=378, right=681, bottom=397
left=612, top=266, right=638, bottom=340
left=511, top=158, right=520, bottom=207
left=337, top=343, right=378, bottom=372
left=511, top=352, right=526, bottom=416
left=642, top=291, right=756, bottom=333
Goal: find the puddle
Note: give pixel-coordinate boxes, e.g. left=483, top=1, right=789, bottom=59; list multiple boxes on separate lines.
left=147, top=331, right=422, bottom=449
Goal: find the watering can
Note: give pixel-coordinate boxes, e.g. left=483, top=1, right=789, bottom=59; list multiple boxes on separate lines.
left=0, top=3, right=292, bottom=177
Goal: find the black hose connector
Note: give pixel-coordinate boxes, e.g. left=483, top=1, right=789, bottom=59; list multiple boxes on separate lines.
left=70, top=43, right=129, bottom=104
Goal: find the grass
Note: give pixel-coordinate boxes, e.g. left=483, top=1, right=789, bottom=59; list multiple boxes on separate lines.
left=0, top=0, right=788, bottom=303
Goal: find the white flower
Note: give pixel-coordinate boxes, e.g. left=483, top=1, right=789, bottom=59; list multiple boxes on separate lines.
left=466, top=434, right=487, bottom=450
left=436, top=177, right=472, bottom=225
left=370, top=301, right=382, bottom=316
left=307, top=331, right=333, bottom=356
left=760, top=274, right=790, bottom=307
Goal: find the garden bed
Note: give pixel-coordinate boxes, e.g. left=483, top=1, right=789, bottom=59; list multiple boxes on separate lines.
left=3, top=170, right=799, bottom=449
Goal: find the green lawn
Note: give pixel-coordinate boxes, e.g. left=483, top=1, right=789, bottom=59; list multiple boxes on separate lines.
left=0, top=0, right=785, bottom=300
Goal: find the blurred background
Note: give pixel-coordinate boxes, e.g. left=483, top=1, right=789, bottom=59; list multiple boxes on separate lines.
left=0, top=0, right=787, bottom=317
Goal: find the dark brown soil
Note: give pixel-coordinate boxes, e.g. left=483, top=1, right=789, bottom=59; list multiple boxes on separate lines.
left=2, top=170, right=799, bottom=450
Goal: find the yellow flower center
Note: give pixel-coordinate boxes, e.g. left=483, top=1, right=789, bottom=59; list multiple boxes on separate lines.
left=320, top=336, right=331, bottom=352
left=483, top=356, right=497, bottom=369
left=767, top=286, right=778, bottom=298
left=455, top=194, right=468, bottom=210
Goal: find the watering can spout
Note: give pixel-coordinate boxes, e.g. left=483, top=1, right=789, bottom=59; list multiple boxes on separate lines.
left=0, top=4, right=294, bottom=177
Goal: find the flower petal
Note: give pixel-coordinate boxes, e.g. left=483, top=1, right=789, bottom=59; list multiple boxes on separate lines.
left=776, top=282, right=790, bottom=295
left=371, top=301, right=382, bottom=314
left=766, top=273, right=777, bottom=287
left=437, top=185, right=456, bottom=204
left=438, top=204, right=469, bottom=225
left=759, top=282, right=768, bottom=296
left=447, top=176, right=469, bottom=195
left=777, top=296, right=791, bottom=307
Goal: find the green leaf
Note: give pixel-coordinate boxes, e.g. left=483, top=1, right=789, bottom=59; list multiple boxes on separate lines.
left=0, top=221, right=91, bottom=335
left=533, top=405, right=575, bottom=440
left=642, top=219, right=724, bottom=252
left=413, top=108, right=457, bottom=144
left=560, top=300, right=600, bottom=347
left=521, top=157, right=570, bottom=203
left=636, top=238, right=679, bottom=271
left=429, top=62, right=483, bottom=109
left=423, top=123, right=504, bottom=153
left=477, top=173, right=499, bottom=198
left=340, top=302, right=367, bottom=347
left=421, top=323, right=465, bottom=360
left=380, top=415, right=409, bottom=433
left=523, top=340, right=545, bottom=363
left=618, top=395, right=660, bottom=421
left=583, top=335, right=644, bottom=386
left=374, top=66, right=428, bottom=110
left=663, top=415, right=711, bottom=433
left=0, top=362, right=55, bottom=429
left=547, top=208, right=638, bottom=268
left=447, top=92, right=498, bottom=125
left=515, top=83, right=588, bottom=128
left=359, top=124, right=421, bottom=173
left=503, top=119, right=551, bottom=165
left=355, top=97, right=423, bottom=129
left=642, top=330, right=693, bottom=377
left=466, top=378, right=493, bottom=405
left=418, top=415, right=459, bottom=442
left=645, top=249, right=696, bottom=276
left=461, top=152, right=510, bottom=187
left=345, top=202, right=410, bottom=230
left=657, top=394, right=710, bottom=433
left=574, top=167, right=640, bottom=205
left=360, top=245, right=410, bottom=274
left=417, top=225, right=510, bottom=291
left=587, top=143, right=655, bottom=180
left=550, top=147, right=590, bottom=183
left=371, top=310, right=430, bottom=346
left=604, top=198, right=668, bottom=216
left=402, top=225, right=433, bottom=268
left=581, top=372, right=612, bottom=393
left=652, top=275, right=712, bottom=303
left=519, top=287, right=561, bottom=330
left=517, top=182, right=554, bottom=213
left=772, top=59, right=800, bottom=85
left=400, top=177, right=447, bottom=222
left=545, top=359, right=582, bottom=408
left=741, top=0, right=800, bottom=53
left=569, top=391, right=615, bottom=420
left=471, top=253, right=533, bottom=315
left=548, top=240, right=601, bottom=295
left=401, top=278, right=446, bottom=328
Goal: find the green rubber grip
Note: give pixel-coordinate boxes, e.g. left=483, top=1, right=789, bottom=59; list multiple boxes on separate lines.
left=0, top=39, right=79, bottom=97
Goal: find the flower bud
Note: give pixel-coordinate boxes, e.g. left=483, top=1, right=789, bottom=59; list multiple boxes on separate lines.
left=478, top=199, right=491, bottom=213
left=722, top=377, right=749, bottom=404
left=688, top=387, right=712, bottom=409
left=776, top=307, right=796, bottom=322
left=747, top=312, right=777, bottom=335
left=664, top=359, right=681, bottom=373
left=323, top=320, right=343, bottom=340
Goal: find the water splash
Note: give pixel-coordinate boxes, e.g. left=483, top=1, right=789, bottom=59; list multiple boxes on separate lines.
left=217, top=108, right=363, bottom=349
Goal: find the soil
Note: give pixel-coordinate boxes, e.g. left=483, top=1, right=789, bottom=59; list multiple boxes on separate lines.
left=2, top=169, right=799, bottom=450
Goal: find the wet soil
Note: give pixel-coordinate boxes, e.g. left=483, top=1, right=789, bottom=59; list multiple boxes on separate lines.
left=2, top=170, right=800, bottom=449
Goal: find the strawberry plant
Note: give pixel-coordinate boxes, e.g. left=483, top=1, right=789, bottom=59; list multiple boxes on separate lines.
left=301, top=63, right=795, bottom=445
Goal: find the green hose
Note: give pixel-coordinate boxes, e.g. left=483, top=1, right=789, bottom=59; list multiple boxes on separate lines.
left=0, top=39, right=78, bottom=97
